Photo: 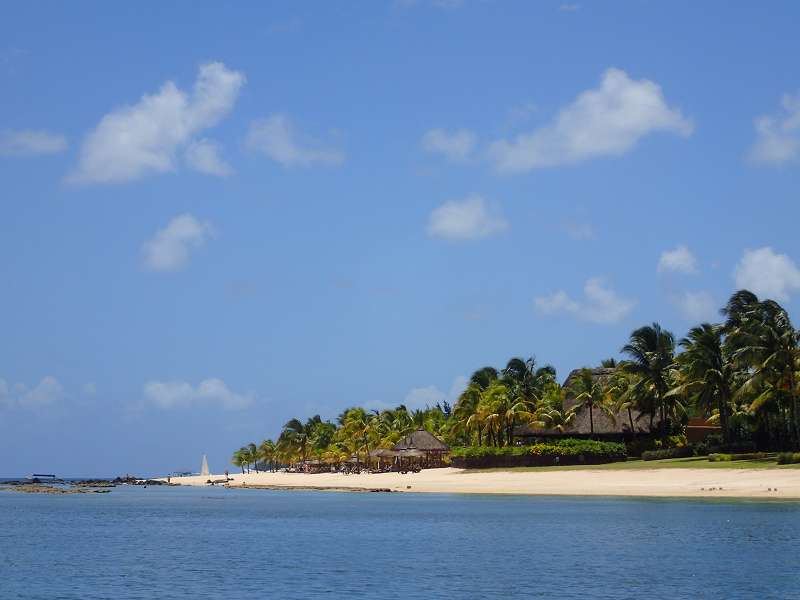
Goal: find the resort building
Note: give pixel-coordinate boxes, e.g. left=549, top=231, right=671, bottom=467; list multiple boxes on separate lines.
left=392, top=427, right=451, bottom=467
left=515, top=367, right=660, bottom=441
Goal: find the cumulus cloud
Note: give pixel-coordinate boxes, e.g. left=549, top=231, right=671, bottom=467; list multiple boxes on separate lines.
left=0, top=130, right=67, bottom=156
left=143, top=378, right=254, bottom=410
left=184, top=138, right=232, bottom=176
left=0, top=376, right=65, bottom=410
left=403, top=375, right=468, bottom=411
left=427, top=195, right=508, bottom=241
left=658, top=245, right=697, bottom=274
left=142, top=214, right=213, bottom=272
left=245, top=114, right=344, bottom=167
left=749, top=93, right=800, bottom=165
left=734, top=247, right=800, bottom=301
left=534, top=277, right=636, bottom=324
left=69, top=62, right=244, bottom=183
left=488, top=68, right=692, bottom=173
left=421, top=128, right=476, bottom=162
left=673, top=291, right=716, bottom=321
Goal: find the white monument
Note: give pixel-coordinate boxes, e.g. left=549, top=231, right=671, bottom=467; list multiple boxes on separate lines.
left=200, top=454, right=210, bottom=477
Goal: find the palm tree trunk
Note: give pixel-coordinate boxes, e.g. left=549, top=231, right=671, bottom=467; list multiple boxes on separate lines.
left=719, top=393, right=730, bottom=444
left=589, top=406, right=594, bottom=437
left=628, top=407, right=635, bottom=436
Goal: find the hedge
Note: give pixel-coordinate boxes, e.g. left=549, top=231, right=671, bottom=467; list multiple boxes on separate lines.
left=708, top=452, right=768, bottom=462
left=641, top=446, right=694, bottom=461
left=777, top=452, right=800, bottom=465
left=451, top=439, right=626, bottom=468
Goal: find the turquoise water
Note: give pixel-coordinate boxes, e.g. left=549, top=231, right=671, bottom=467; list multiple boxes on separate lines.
left=1, top=487, right=799, bottom=599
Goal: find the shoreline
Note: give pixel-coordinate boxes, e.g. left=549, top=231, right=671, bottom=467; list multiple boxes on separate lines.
left=163, top=467, right=800, bottom=499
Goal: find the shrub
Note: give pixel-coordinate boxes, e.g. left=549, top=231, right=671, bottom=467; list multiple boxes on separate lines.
left=451, top=446, right=528, bottom=459
left=777, top=452, right=800, bottom=465
left=641, top=446, right=694, bottom=461
left=709, top=441, right=757, bottom=454
left=450, top=439, right=626, bottom=468
left=692, top=441, right=710, bottom=456
left=708, top=452, right=768, bottom=462
left=666, top=434, right=688, bottom=448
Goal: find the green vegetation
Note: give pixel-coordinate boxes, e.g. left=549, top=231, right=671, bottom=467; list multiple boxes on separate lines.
left=777, top=452, right=800, bottom=464
left=452, top=439, right=625, bottom=459
left=642, top=447, right=694, bottom=461
left=708, top=452, right=769, bottom=462
left=232, top=289, right=800, bottom=470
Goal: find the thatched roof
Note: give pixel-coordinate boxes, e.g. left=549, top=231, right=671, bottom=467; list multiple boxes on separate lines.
left=516, top=367, right=659, bottom=437
left=369, top=448, right=398, bottom=458
left=393, top=428, right=450, bottom=452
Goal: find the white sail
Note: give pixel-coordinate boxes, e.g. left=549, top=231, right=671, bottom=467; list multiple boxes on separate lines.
left=200, top=454, right=210, bottom=477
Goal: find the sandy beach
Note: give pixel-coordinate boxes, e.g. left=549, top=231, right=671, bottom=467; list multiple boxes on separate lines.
left=165, top=467, right=800, bottom=499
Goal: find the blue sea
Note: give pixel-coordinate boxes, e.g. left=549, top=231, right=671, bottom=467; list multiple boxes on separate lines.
left=1, top=486, right=799, bottom=599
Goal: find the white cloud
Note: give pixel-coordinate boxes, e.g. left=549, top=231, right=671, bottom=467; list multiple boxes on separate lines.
left=488, top=68, right=692, bottom=173
left=404, top=386, right=446, bottom=409
left=427, top=195, right=509, bottom=241
left=81, top=382, right=97, bottom=398
left=734, top=247, right=800, bottom=301
left=185, top=138, right=232, bottom=176
left=559, top=3, right=581, bottom=11
left=245, top=114, right=344, bottom=167
left=749, top=93, right=800, bottom=165
left=142, top=214, right=213, bottom=272
left=421, top=128, right=476, bottom=162
left=143, top=378, right=254, bottom=410
left=0, top=376, right=64, bottom=410
left=69, top=62, right=244, bottom=183
left=534, top=277, right=636, bottom=324
left=0, top=130, right=67, bottom=156
left=674, top=291, right=716, bottom=321
left=403, top=375, right=467, bottom=411
left=658, top=245, right=697, bottom=274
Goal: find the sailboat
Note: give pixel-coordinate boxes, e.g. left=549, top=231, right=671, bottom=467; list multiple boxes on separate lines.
left=200, top=454, right=210, bottom=477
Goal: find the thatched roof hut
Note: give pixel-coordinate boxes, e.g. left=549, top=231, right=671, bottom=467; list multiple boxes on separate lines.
left=392, top=428, right=450, bottom=466
left=516, top=367, right=659, bottom=439
left=393, top=428, right=450, bottom=453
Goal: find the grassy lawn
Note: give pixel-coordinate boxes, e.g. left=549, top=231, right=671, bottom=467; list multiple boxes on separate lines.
left=471, top=455, right=800, bottom=472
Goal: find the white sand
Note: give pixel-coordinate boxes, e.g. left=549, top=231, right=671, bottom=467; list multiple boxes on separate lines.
left=164, top=467, right=800, bottom=499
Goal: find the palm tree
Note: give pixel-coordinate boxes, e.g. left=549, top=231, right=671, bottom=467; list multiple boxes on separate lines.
left=605, top=370, right=639, bottom=435
left=258, top=439, right=277, bottom=472
left=671, top=323, right=734, bottom=443
left=454, top=383, right=483, bottom=445
left=469, top=366, right=499, bottom=390
left=531, top=405, right=577, bottom=433
left=621, top=322, right=677, bottom=437
left=231, top=448, right=248, bottom=474
left=502, top=357, right=557, bottom=409
left=569, top=368, right=613, bottom=437
left=725, top=291, right=800, bottom=448
left=279, top=416, right=324, bottom=463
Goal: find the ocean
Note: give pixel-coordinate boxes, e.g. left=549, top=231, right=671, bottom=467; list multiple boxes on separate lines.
left=1, top=486, right=798, bottom=599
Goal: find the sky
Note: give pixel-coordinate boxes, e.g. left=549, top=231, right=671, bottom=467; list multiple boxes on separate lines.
left=2, top=1, right=800, bottom=477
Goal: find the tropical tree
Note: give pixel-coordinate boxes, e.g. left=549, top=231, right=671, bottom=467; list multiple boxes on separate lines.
left=569, top=368, right=613, bottom=437
left=258, top=439, right=277, bottom=472
left=621, top=322, right=677, bottom=436
left=724, top=291, right=800, bottom=448
left=671, top=323, right=734, bottom=443
left=231, top=448, right=248, bottom=474
left=605, top=370, right=639, bottom=435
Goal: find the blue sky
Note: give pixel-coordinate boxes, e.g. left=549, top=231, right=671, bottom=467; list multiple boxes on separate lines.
left=2, top=1, right=800, bottom=476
